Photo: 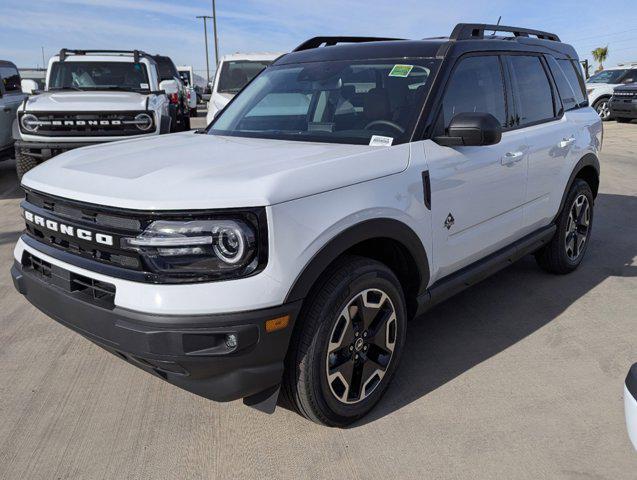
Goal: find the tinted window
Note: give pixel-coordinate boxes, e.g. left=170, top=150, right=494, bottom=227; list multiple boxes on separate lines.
left=547, top=57, right=578, bottom=111
left=48, top=61, right=150, bottom=92
left=508, top=56, right=555, bottom=126
left=557, top=59, right=587, bottom=107
left=588, top=69, right=627, bottom=84
left=0, top=65, right=21, bottom=92
left=153, top=56, right=178, bottom=81
left=440, top=56, right=507, bottom=129
left=217, top=61, right=273, bottom=94
left=624, top=69, right=637, bottom=84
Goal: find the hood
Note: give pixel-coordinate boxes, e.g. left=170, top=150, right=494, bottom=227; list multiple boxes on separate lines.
left=24, top=91, right=148, bottom=112
left=22, top=133, right=410, bottom=210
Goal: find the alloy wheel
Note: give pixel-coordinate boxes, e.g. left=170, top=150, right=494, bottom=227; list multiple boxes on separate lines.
left=325, top=288, right=397, bottom=404
left=565, top=194, right=591, bottom=261
left=595, top=100, right=610, bottom=120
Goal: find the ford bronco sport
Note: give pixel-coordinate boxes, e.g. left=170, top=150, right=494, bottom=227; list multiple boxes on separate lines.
left=14, top=49, right=175, bottom=180
left=12, top=24, right=601, bottom=427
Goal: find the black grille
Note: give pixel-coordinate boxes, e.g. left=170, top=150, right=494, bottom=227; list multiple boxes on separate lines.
left=23, top=251, right=116, bottom=309
left=23, top=190, right=145, bottom=272
left=20, top=110, right=153, bottom=137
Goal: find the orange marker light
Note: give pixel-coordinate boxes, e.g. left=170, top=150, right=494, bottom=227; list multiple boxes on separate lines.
left=265, top=315, right=290, bottom=333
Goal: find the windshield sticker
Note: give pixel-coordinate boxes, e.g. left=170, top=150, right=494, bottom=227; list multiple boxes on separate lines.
left=389, top=64, right=414, bottom=77
left=369, top=135, right=394, bottom=147
left=140, top=83, right=149, bottom=89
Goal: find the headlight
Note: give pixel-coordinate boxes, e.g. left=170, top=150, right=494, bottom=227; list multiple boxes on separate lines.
left=21, top=113, right=40, bottom=132
left=121, top=217, right=263, bottom=281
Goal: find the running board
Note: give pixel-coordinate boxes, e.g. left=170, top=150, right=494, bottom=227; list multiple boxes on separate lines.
left=416, top=225, right=556, bottom=316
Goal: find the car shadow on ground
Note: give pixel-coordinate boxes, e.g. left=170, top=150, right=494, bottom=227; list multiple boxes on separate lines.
left=0, top=160, right=23, bottom=200
left=347, top=192, right=637, bottom=426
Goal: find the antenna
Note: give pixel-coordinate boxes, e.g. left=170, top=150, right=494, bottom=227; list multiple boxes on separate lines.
left=491, top=16, right=502, bottom=35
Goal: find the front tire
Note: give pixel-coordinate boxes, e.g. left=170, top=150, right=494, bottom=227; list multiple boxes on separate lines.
left=535, top=179, right=594, bottom=274
left=283, top=256, right=407, bottom=427
left=15, top=148, right=39, bottom=181
left=593, top=98, right=613, bottom=121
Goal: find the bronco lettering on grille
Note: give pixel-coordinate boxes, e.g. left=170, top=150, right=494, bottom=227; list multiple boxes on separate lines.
left=24, top=210, right=114, bottom=246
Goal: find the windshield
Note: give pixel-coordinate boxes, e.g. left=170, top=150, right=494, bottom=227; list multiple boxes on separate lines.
left=209, top=59, right=437, bottom=145
left=217, top=60, right=273, bottom=94
left=588, top=69, right=627, bottom=84
left=48, top=61, right=150, bottom=92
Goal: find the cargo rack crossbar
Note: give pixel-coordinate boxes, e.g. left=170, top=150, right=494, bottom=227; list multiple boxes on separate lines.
left=58, top=49, right=152, bottom=63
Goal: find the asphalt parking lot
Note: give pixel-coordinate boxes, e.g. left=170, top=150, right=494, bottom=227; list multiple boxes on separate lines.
left=0, top=120, right=636, bottom=479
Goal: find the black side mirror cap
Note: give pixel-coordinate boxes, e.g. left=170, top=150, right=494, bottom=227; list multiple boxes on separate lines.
left=434, top=112, right=502, bottom=147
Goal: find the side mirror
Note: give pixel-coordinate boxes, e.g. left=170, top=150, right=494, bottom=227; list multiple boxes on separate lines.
left=21, top=79, right=39, bottom=95
left=159, top=79, right=178, bottom=95
left=434, top=112, right=502, bottom=147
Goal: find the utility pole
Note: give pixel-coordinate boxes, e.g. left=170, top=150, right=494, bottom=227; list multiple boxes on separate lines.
left=196, top=15, right=213, bottom=84
left=41, top=46, right=45, bottom=69
left=211, top=0, right=219, bottom=66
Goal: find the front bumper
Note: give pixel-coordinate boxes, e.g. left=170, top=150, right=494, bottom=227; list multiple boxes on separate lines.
left=11, top=258, right=301, bottom=403
left=626, top=364, right=637, bottom=450
left=609, top=99, right=637, bottom=119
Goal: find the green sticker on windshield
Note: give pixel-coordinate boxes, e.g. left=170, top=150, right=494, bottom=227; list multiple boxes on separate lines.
left=389, top=64, right=414, bottom=77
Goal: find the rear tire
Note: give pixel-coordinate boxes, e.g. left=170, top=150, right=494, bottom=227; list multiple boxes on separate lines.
left=535, top=179, right=594, bottom=274
left=182, top=114, right=191, bottom=130
left=282, top=255, right=407, bottom=427
left=593, top=98, right=612, bottom=121
left=15, top=148, right=39, bottom=181
left=190, top=107, right=198, bottom=117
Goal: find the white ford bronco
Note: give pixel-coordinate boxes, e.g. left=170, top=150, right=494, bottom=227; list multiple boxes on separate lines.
left=14, top=49, right=177, bottom=180
left=12, top=24, right=601, bottom=426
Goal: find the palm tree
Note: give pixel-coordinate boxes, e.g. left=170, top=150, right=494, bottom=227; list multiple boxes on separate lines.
left=591, top=46, right=609, bottom=72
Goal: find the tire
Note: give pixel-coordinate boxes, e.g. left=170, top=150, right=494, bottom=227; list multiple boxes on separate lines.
left=182, top=114, right=191, bottom=130
left=190, top=107, right=198, bottom=117
left=282, top=255, right=407, bottom=427
left=535, top=179, right=594, bottom=274
left=593, top=98, right=613, bottom=121
left=616, top=117, right=631, bottom=123
left=15, top=148, right=39, bottom=181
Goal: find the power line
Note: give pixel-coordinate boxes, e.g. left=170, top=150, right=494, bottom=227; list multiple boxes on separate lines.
left=569, top=27, right=637, bottom=42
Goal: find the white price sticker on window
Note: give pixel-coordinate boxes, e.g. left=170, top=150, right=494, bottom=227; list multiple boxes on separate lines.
left=369, top=135, right=394, bottom=147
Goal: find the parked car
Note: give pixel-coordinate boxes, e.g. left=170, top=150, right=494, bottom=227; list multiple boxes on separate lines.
left=0, top=61, right=26, bottom=162
left=586, top=62, right=637, bottom=120
left=153, top=55, right=190, bottom=130
left=177, top=65, right=198, bottom=117
left=12, top=24, right=601, bottom=426
left=609, top=83, right=637, bottom=123
left=626, top=364, right=637, bottom=450
left=14, top=49, right=174, bottom=179
left=206, top=52, right=283, bottom=123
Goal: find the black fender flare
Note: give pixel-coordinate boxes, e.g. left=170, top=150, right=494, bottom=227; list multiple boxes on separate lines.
left=554, top=153, right=600, bottom=222
left=284, top=218, right=430, bottom=303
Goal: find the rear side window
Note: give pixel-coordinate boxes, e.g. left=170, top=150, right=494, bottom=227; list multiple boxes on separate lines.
left=507, top=56, right=555, bottom=126
left=546, top=56, right=578, bottom=111
left=557, top=59, right=587, bottom=107
left=440, top=55, right=507, bottom=129
left=0, top=64, right=21, bottom=92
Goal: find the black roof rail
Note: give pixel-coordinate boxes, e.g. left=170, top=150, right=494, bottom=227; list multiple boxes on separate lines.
left=293, top=36, right=403, bottom=52
left=450, top=23, right=561, bottom=42
left=58, top=49, right=150, bottom=63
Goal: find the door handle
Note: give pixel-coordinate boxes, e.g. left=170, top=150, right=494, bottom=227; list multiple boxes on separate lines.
left=501, top=151, right=524, bottom=166
left=559, top=137, right=575, bottom=148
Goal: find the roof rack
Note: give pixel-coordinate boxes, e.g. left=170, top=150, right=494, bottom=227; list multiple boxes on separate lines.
left=450, top=23, right=561, bottom=42
left=58, top=49, right=151, bottom=63
left=293, top=36, right=403, bottom=52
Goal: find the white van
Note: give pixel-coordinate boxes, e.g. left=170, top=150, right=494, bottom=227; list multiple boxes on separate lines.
left=206, top=53, right=283, bottom=124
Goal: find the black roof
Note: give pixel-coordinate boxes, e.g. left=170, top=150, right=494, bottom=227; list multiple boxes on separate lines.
left=274, top=23, right=579, bottom=66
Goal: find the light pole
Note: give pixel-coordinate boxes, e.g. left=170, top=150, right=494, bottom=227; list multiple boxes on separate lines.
left=196, top=15, right=213, bottom=85
left=211, top=0, right=219, bottom=66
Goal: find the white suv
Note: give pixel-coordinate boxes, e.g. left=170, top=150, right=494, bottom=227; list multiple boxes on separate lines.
left=14, top=49, right=177, bottom=179
left=12, top=24, right=601, bottom=426
left=586, top=62, right=637, bottom=120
